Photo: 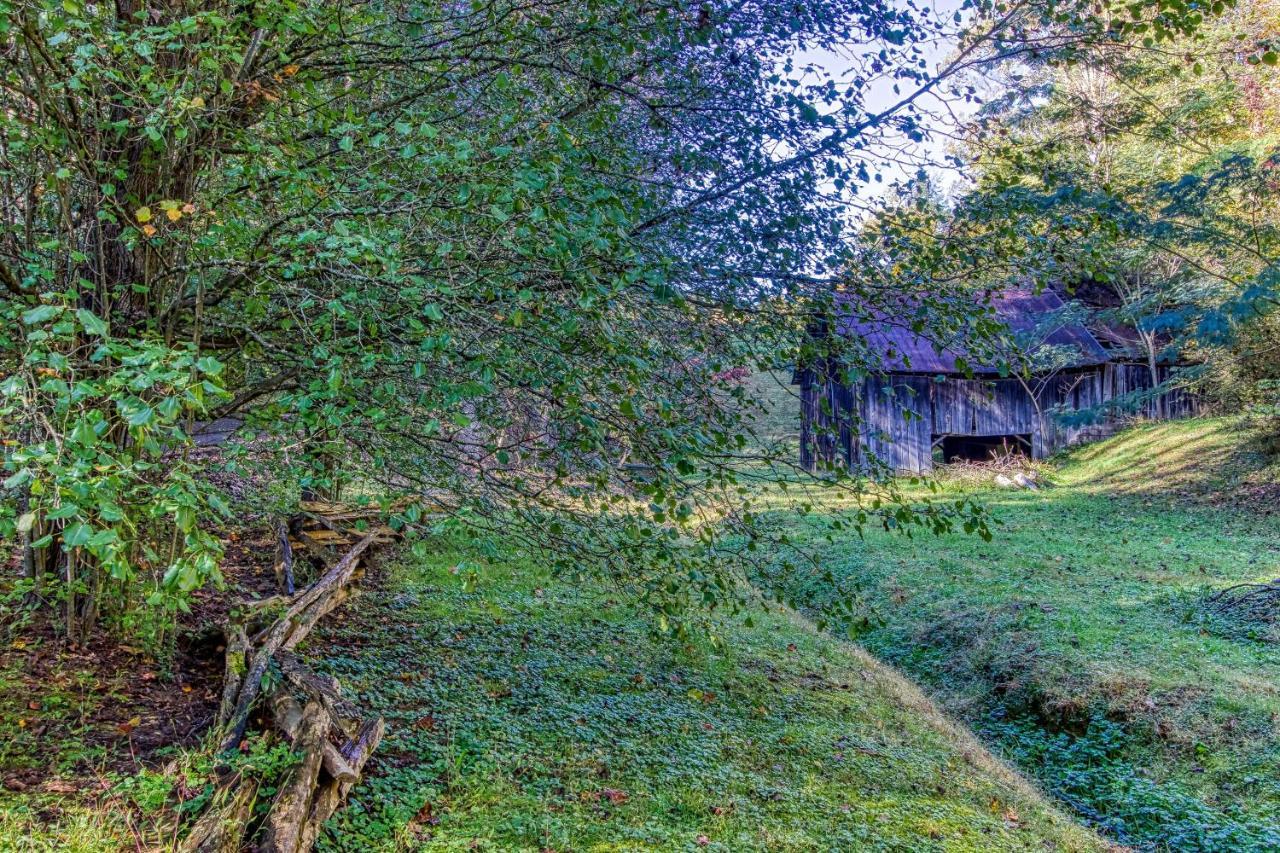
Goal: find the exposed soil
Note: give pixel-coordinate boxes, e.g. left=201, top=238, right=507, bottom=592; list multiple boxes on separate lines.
left=0, top=527, right=279, bottom=795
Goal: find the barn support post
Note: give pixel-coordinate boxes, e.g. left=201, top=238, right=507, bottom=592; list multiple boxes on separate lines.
left=799, top=371, right=817, bottom=473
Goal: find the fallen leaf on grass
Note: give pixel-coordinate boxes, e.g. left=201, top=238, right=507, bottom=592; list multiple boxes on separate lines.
left=414, top=800, right=440, bottom=826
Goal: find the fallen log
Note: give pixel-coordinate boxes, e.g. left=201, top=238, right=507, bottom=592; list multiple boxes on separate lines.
left=219, top=532, right=377, bottom=752
left=183, top=524, right=389, bottom=852
left=294, top=528, right=342, bottom=570
left=267, top=685, right=359, bottom=784
left=298, top=716, right=385, bottom=850
left=275, top=520, right=296, bottom=596
left=258, top=700, right=329, bottom=853
left=177, top=774, right=259, bottom=853
left=216, top=624, right=251, bottom=728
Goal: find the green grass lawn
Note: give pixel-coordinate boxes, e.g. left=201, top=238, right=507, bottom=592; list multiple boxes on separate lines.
left=301, top=543, right=1102, bottom=851
left=752, top=418, right=1280, bottom=850
left=8, top=411, right=1270, bottom=851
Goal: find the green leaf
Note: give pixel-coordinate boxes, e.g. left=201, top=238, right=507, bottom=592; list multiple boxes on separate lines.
left=70, top=419, right=98, bottom=447
left=22, top=305, right=62, bottom=325
left=46, top=503, right=80, bottom=521
left=76, top=308, right=109, bottom=337
left=195, top=356, right=224, bottom=376
left=4, top=469, right=32, bottom=489
left=88, top=528, right=120, bottom=548
left=62, top=522, right=92, bottom=548
left=207, top=493, right=231, bottom=518
left=127, top=406, right=154, bottom=427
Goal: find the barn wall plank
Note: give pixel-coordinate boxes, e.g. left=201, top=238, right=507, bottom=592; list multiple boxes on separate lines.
left=806, top=358, right=1201, bottom=472
left=930, top=379, right=969, bottom=435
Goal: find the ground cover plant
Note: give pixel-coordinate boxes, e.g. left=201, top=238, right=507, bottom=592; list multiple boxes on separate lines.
left=304, top=540, right=1104, bottom=852
left=0, top=531, right=1112, bottom=851
left=751, top=417, right=1280, bottom=850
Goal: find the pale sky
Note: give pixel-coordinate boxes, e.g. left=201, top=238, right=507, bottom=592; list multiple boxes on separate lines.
left=787, top=0, right=989, bottom=215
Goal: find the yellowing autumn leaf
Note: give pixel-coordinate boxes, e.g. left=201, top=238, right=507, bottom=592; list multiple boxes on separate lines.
left=142, top=224, right=157, bottom=237
left=135, top=206, right=152, bottom=223
left=166, top=207, right=182, bottom=222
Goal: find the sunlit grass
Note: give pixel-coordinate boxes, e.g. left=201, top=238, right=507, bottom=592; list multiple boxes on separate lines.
left=752, top=416, right=1280, bottom=848
left=301, top=542, right=1103, bottom=851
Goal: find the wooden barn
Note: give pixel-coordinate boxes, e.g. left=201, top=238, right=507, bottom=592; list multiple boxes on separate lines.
left=795, top=290, right=1198, bottom=473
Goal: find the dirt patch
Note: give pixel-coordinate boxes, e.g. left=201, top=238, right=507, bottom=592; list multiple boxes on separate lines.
left=0, top=526, right=279, bottom=792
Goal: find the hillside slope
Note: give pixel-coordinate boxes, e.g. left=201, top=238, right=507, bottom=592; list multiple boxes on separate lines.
left=755, top=417, right=1280, bottom=850
left=300, top=544, right=1104, bottom=851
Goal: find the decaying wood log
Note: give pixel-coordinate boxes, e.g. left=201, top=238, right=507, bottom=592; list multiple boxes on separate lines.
left=298, top=716, right=385, bottom=850
left=216, top=624, right=251, bottom=729
left=267, top=685, right=359, bottom=784
left=219, top=532, right=377, bottom=752
left=276, top=520, right=296, bottom=596
left=281, top=586, right=353, bottom=653
left=185, top=520, right=391, bottom=853
left=258, top=700, right=329, bottom=853
left=276, top=651, right=358, bottom=733
left=294, top=528, right=339, bottom=574
left=177, top=774, right=259, bottom=853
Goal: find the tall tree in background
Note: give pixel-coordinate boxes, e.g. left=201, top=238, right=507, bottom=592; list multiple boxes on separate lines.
left=946, top=0, right=1280, bottom=409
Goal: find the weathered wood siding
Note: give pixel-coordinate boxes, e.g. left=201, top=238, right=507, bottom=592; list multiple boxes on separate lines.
left=859, top=376, right=932, bottom=473
left=800, top=361, right=1202, bottom=474
left=798, top=366, right=858, bottom=470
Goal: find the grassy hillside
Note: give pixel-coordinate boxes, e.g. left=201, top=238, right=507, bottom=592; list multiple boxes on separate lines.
left=754, top=418, right=1280, bottom=850
left=302, top=544, right=1102, bottom=851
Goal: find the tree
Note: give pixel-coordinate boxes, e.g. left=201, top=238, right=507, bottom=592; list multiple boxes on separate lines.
left=0, top=0, right=1221, bottom=645
left=943, top=0, right=1280, bottom=413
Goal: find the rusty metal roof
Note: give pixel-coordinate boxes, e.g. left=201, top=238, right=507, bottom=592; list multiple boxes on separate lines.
left=835, top=289, right=1109, bottom=375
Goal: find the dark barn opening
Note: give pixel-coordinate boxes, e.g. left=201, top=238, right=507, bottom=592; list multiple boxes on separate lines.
left=935, top=434, right=1032, bottom=464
